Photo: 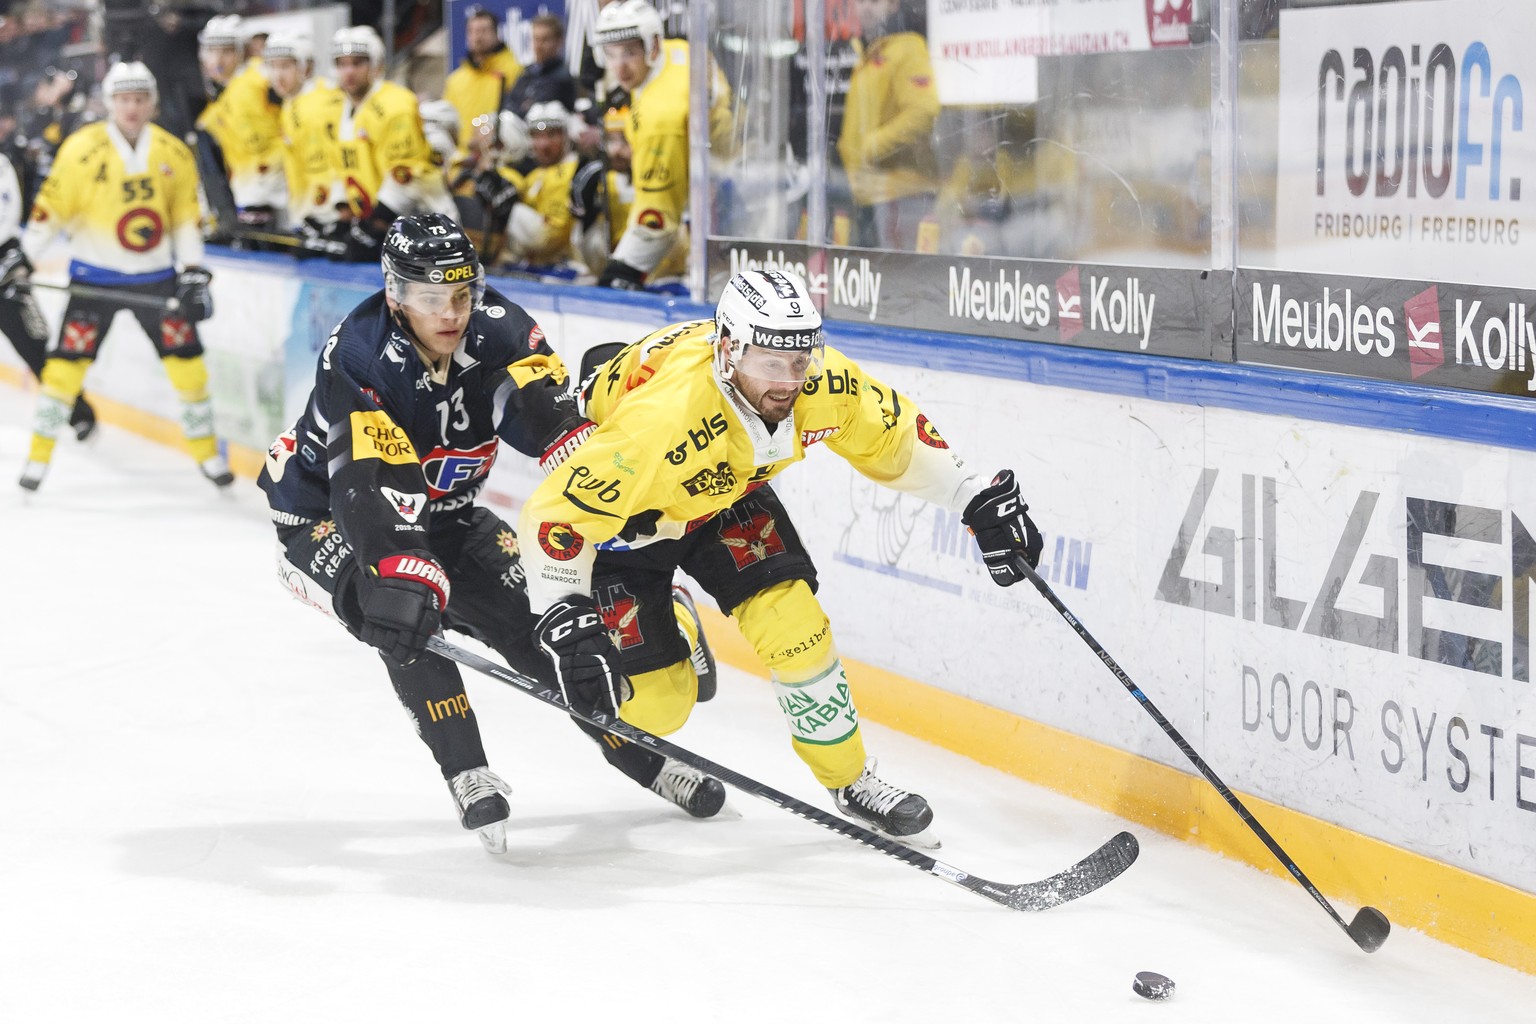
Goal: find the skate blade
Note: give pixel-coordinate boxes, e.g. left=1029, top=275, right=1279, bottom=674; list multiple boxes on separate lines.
left=476, top=821, right=508, bottom=855
left=885, top=826, right=941, bottom=851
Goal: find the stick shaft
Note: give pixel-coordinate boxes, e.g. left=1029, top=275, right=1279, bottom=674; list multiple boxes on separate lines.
left=1019, top=561, right=1382, bottom=946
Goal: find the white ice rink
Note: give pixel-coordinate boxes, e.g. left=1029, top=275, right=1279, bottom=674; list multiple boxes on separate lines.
left=4, top=388, right=1535, bottom=1023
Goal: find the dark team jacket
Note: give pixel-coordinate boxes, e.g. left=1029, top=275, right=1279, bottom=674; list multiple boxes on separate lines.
left=258, top=285, right=581, bottom=573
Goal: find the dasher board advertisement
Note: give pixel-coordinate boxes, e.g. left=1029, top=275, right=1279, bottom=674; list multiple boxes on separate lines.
left=706, top=238, right=1223, bottom=360
left=1275, top=0, right=1536, bottom=289
left=926, top=0, right=1193, bottom=105
left=1235, top=266, right=1536, bottom=398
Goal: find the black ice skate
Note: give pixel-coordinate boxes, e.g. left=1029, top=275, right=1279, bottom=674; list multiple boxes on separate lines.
left=18, top=460, right=47, bottom=491
left=672, top=584, right=718, bottom=702
left=200, top=454, right=235, bottom=488
left=649, top=757, right=727, bottom=818
left=448, top=767, right=513, bottom=853
left=830, top=758, right=938, bottom=848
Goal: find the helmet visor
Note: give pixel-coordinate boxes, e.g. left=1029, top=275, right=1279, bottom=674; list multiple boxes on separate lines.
left=733, top=331, right=825, bottom=386
left=394, top=276, right=483, bottom=318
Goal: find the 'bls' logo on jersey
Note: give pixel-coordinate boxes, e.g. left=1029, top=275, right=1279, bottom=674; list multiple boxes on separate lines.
left=718, top=505, right=785, bottom=570
left=596, top=583, right=644, bottom=650
left=420, top=439, right=498, bottom=498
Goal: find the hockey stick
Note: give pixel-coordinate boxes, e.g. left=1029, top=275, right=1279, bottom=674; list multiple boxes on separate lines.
left=19, top=279, right=180, bottom=313
left=229, top=227, right=351, bottom=259
left=1015, top=559, right=1391, bottom=952
left=426, top=634, right=1139, bottom=912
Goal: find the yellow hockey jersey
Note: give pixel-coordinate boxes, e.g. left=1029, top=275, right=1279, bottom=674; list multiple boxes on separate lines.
left=837, top=32, right=941, bottom=206
left=335, top=80, right=453, bottom=220
left=199, top=57, right=287, bottom=209
left=282, top=79, right=346, bottom=222
left=610, top=40, right=733, bottom=275
left=498, top=152, right=578, bottom=266
left=24, top=120, right=204, bottom=283
left=517, top=322, right=984, bottom=609
left=443, top=46, right=522, bottom=152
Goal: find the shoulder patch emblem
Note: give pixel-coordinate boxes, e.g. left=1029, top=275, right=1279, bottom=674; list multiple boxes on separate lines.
left=538, top=521, right=584, bottom=561
left=915, top=413, right=948, bottom=449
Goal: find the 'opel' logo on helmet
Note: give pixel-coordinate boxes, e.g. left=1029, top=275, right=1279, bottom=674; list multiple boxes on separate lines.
left=428, top=269, right=444, bottom=283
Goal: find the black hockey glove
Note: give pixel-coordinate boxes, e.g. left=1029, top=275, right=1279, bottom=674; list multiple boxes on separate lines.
left=0, top=239, right=33, bottom=299
left=360, top=552, right=451, bottom=665
left=570, top=162, right=605, bottom=230
left=535, top=595, right=632, bottom=715
left=298, top=217, right=348, bottom=259
left=596, top=258, right=646, bottom=291
left=236, top=204, right=277, bottom=231
left=174, top=266, right=214, bottom=322
left=962, top=470, right=1044, bottom=587
left=474, top=168, right=520, bottom=224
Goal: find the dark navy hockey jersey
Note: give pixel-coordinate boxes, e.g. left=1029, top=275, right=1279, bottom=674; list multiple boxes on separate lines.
left=258, top=285, right=580, bottom=571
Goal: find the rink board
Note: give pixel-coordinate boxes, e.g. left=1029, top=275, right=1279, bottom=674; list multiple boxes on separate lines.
left=3, top=249, right=1532, bottom=971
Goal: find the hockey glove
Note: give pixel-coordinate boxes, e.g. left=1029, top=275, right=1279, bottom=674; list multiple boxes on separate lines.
left=0, top=239, right=33, bottom=299
left=174, top=266, right=214, bottom=322
left=474, top=169, right=520, bottom=224
left=962, top=469, right=1044, bottom=587
left=538, top=418, right=596, bottom=475
left=360, top=552, right=451, bottom=665
left=596, top=259, right=646, bottom=291
left=236, top=204, right=277, bottom=231
left=298, top=217, right=348, bottom=259
left=535, top=595, right=632, bottom=715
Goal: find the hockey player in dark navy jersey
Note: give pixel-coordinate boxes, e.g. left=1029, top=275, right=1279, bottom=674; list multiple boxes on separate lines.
left=258, top=213, right=593, bottom=853
left=259, top=212, right=721, bottom=852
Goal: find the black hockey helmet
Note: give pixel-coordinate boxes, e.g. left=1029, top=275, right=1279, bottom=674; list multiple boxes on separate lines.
left=381, top=213, right=482, bottom=290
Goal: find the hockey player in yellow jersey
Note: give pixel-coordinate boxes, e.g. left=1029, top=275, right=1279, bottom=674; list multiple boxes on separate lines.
left=265, top=32, right=347, bottom=255
left=17, top=62, right=228, bottom=492
left=327, top=27, right=457, bottom=261
left=570, top=104, right=634, bottom=277
left=199, top=20, right=287, bottom=233
left=518, top=270, right=1045, bottom=842
left=197, top=14, right=245, bottom=98
left=474, top=102, right=578, bottom=269
left=590, top=0, right=733, bottom=290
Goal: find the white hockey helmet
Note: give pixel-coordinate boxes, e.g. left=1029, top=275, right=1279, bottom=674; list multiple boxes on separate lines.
left=198, top=14, right=246, bottom=49
left=524, top=101, right=571, bottom=135
left=331, top=25, right=386, bottom=67
left=263, top=31, right=313, bottom=67
left=418, top=99, right=460, bottom=161
left=102, top=61, right=158, bottom=101
left=495, top=110, right=531, bottom=164
left=592, top=0, right=664, bottom=68
left=713, top=270, right=825, bottom=387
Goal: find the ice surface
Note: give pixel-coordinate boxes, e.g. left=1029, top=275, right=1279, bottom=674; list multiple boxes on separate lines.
left=3, top=389, right=1533, bottom=1022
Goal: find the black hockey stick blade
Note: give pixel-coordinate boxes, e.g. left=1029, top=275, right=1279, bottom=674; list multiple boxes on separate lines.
left=1348, top=907, right=1391, bottom=952
left=426, top=635, right=1136, bottom=913
left=962, top=830, right=1140, bottom=911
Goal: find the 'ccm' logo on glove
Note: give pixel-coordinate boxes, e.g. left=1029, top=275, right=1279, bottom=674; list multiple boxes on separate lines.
left=547, top=610, right=602, bottom=643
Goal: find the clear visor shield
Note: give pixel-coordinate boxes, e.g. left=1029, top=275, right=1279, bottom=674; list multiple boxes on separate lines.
left=394, top=276, right=484, bottom=318
left=733, top=332, right=825, bottom=386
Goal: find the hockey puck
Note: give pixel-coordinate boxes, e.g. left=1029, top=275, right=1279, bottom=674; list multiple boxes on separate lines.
left=1132, top=971, right=1174, bottom=1001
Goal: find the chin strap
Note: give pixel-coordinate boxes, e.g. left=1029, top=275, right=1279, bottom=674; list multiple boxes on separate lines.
left=712, top=367, right=794, bottom=465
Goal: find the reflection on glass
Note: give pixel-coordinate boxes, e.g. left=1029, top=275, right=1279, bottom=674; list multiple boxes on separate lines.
left=706, top=0, right=1218, bottom=263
